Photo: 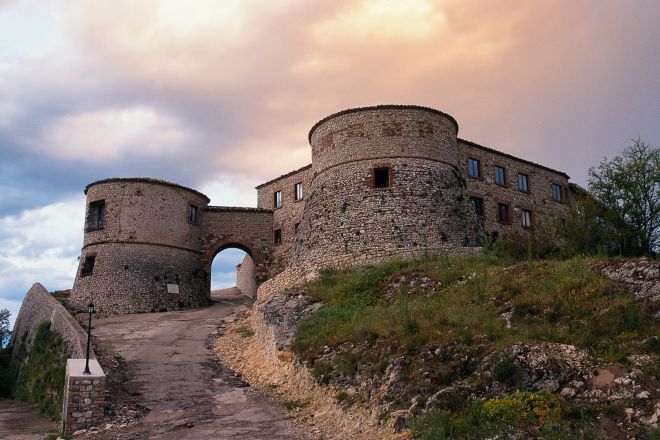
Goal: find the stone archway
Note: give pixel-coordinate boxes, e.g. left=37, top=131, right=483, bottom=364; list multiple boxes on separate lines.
left=203, top=240, right=270, bottom=286
left=199, top=207, right=274, bottom=288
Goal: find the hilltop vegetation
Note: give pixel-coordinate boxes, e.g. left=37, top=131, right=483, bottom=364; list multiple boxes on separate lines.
left=290, top=253, right=659, bottom=439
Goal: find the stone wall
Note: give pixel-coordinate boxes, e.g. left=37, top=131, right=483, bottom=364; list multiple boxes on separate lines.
left=459, top=139, right=572, bottom=236
left=70, top=178, right=274, bottom=315
left=64, top=105, right=574, bottom=316
left=71, top=179, right=212, bottom=313
left=10, top=283, right=90, bottom=359
left=199, top=206, right=273, bottom=282
left=289, top=106, right=482, bottom=268
left=63, top=359, right=106, bottom=435
left=236, top=254, right=256, bottom=299
left=257, top=165, right=313, bottom=273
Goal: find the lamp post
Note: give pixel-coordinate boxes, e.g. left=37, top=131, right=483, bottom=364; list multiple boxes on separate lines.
left=83, top=303, right=94, bottom=375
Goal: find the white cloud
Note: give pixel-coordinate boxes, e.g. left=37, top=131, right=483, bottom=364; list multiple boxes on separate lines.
left=199, top=173, right=260, bottom=207
left=37, top=106, right=192, bottom=163
left=0, top=196, right=85, bottom=327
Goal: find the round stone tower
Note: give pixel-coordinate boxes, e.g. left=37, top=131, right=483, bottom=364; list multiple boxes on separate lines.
left=70, top=178, right=211, bottom=314
left=288, top=105, right=483, bottom=268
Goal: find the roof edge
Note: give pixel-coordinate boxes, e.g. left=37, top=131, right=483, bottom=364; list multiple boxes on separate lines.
left=308, top=105, right=459, bottom=144
left=204, top=206, right=272, bottom=213
left=255, top=164, right=312, bottom=190
left=84, top=178, right=211, bottom=202
left=458, top=138, right=570, bottom=179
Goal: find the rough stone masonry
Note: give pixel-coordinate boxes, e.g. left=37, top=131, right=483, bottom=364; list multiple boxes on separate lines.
left=70, top=105, right=572, bottom=314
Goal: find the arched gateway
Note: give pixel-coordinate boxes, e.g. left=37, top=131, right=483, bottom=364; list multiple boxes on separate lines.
left=70, top=178, right=273, bottom=314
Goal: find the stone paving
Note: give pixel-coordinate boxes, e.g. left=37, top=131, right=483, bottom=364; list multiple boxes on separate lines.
left=88, top=288, right=309, bottom=440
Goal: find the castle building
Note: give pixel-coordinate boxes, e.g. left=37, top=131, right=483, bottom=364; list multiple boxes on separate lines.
left=70, top=105, right=572, bottom=314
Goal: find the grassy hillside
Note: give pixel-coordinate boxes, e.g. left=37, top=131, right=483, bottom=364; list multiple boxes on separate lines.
left=291, top=254, right=659, bottom=439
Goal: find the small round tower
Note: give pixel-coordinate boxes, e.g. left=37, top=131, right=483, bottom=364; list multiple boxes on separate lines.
left=288, top=105, right=483, bottom=268
left=70, top=178, right=211, bottom=314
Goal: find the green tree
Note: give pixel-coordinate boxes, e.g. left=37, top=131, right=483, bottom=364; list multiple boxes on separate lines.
left=0, top=309, right=10, bottom=348
left=588, top=138, right=660, bottom=255
left=559, top=188, right=609, bottom=256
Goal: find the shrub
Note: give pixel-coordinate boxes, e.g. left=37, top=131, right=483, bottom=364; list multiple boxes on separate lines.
left=482, top=391, right=562, bottom=428
left=14, top=321, right=67, bottom=421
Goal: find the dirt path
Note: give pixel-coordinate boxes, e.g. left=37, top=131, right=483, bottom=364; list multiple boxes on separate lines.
left=89, top=288, right=309, bottom=440
left=0, top=399, right=57, bottom=440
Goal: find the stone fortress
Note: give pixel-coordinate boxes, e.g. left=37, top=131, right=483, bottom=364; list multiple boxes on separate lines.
left=70, top=105, right=572, bottom=314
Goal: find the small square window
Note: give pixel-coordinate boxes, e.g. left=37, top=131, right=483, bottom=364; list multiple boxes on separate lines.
left=468, top=158, right=480, bottom=178
left=522, top=209, right=532, bottom=228
left=85, top=200, right=106, bottom=232
left=274, top=191, right=282, bottom=208
left=294, top=182, right=303, bottom=201
left=495, top=166, right=506, bottom=186
left=552, top=183, right=562, bottom=201
left=497, top=203, right=510, bottom=224
left=274, top=228, right=282, bottom=244
left=374, top=167, right=390, bottom=188
left=518, top=173, right=529, bottom=192
left=470, top=196, right=484, bottom=217
left=189, top=205, right=199, bottom=223
left=81, top=255, right=96, bottom=277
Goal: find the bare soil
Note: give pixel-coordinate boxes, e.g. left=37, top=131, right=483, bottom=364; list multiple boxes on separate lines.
left=86, top=288, right=311, bottom=440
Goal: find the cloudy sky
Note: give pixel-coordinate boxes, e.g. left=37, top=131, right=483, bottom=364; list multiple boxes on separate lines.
left=1, top=0, right=659, bottom=327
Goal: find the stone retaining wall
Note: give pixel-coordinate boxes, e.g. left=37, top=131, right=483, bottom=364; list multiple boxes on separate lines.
left=236, top=254, right=257, bottom=299
left=10, top=283, right=91, bottom=359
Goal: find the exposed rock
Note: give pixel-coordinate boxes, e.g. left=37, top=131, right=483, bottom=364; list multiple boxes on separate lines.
left=490, top=343, right=590, bottom=392
left=261, top=289, right=322, bottom=350
left=560, top=387, right=576, bottom=398
left=598, top=258, right=660, bottom=302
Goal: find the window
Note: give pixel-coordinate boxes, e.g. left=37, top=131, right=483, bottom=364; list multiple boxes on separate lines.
left=189, top=205, right=199, bottom=223
left=552, top=183, right=563, bottom=202
left=468, top=158, right=480, bottom=178
left=518, top=173, right=529, bottom=192
left=294, top=223, right=300, bottom=233
left=274, top=228, right=282, bottom=244
left=81, top=255, right=96, bottom=277
left=497, top=203, right=510, bottom=224
left=274, top=191, right=282, bottom=208
left=294, top=182, right=303, bottom=201
left=85, top=200, right=106, bottom=232
left=522, top=209, right=532, bottom=228
left=374, top=167, right=390, bottom=188
left=470, top=196, right=484, bottom=217
left=495, top=166, right=506, bottom=186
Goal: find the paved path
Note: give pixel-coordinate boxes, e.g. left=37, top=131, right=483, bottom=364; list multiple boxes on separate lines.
left=0, top=399, right=57, bottom=440
left=90, top=288, right=307, bottom=440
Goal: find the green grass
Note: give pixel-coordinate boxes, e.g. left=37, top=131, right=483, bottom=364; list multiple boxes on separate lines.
left=411, top=392, right=603, bottom=440
left=291, top=253, right=659, bottom=437
left=282, top=399, right=309, bottom=410
left=294, top=254, right=657, bottom=364
left=13, top=321, right=68, bottom=421
left=234, top=325, right=255, bottom=338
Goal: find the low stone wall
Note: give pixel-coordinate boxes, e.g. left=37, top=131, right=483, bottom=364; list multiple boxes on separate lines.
left=236, top=254, right=257, bottom=299
left=10, top=283, right=91, bottom=359
left=63, top=359, right=106, bottom=435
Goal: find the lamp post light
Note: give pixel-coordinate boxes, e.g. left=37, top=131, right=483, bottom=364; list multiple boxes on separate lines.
left=83, top=303, right=94, bottom=375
